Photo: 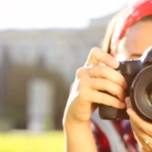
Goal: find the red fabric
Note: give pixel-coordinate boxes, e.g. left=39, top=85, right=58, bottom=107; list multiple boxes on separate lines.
left=92, top=120, right=138, bottom=152
left=111, top=0, right=152, bottom=51
left=92, top=120, right=111, bottom=152
left=112, top=120, right=138, bottom=152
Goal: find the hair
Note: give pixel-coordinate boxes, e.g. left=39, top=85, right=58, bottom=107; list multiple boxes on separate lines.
left=141, top=15, right=152, bottom=21
left=101, top=13, right=152, bottom=54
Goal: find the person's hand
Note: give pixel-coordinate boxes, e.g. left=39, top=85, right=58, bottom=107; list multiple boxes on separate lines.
left=63, top=47, right=127, bottom=126
left=126, top=100, right=152, bottom=152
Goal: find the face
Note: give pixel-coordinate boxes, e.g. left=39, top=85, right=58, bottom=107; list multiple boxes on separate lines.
left=116, top=21, right=152, bottom=60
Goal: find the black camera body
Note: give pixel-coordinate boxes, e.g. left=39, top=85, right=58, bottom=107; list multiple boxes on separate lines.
left=99, top=47, right=152, bottom=122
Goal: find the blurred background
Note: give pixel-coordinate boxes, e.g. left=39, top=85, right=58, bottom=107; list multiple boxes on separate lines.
left=0, top=0, right=136, bottom=151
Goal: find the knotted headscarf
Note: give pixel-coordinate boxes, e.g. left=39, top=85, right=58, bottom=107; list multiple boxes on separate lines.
left=102, top=0, right=152, bottom=54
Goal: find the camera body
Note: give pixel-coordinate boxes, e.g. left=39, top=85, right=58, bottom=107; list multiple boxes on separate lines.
left=99, top=47, right=152, bottom=122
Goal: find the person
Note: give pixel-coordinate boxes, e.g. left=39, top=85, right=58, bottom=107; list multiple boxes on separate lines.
left=63, top=0, right=152, bottom=152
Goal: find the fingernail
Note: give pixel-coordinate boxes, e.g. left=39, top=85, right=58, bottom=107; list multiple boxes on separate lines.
left=125, top=97, right=131, bottom=108
left=126, top=108, right=131, bottom=115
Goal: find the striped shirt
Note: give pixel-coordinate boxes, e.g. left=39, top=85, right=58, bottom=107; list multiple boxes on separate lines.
left=92, top=110, right=140, bottom=152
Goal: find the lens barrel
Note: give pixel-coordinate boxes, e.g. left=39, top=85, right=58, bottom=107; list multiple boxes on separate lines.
left=130, top=65, right=152, bottom=122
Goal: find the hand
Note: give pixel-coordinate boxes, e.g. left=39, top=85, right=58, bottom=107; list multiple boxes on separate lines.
left=126, top=100, right=152, bottom=152
left=63, top=47, right=127, bottom=126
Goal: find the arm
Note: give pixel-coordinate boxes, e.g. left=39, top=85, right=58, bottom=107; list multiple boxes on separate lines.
left=63, top=47, right=127, bottom=152
left=63, top=120, right=97, bottom=152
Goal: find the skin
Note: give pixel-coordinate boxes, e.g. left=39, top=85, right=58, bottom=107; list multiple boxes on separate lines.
left=117, top=21, right=152, bottom=152
left=63, top=21, right=152, bottom=152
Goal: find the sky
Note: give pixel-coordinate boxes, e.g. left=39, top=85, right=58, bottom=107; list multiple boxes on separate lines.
left=0, top=0, right=136, bottom=29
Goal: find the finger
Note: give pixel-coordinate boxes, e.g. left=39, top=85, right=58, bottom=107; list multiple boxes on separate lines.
left=90, top=78, right=125, bottom=100
left=131, top=121, right=152, bottom=152
left=84, top=47, right=119, bottom=68
left=90, top=90, right=126, bottom=109
left=130, top=124, right=144, bottom=151
left=88, top=65, right=127, bottom=89
left=127, top=108, right=152, bottom=135
left=142, top=144, right=152, bottom=152
left=125, top=97, right=132, bottom=108
left=134, top=128, right=152, bottom=152
left=76, top=67, right=90, bottom=79
left=130, top=116, right=152, bottom=152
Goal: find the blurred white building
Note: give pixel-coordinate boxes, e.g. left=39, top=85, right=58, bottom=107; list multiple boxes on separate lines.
left=0, top=14, right=114, bottom=130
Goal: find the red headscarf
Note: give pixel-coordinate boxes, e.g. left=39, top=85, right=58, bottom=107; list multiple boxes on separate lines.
left=111, top=0, right=152, bottom=52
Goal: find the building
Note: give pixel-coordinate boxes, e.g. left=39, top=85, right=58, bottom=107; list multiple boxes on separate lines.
left=0, top=14, right=114, bottom=130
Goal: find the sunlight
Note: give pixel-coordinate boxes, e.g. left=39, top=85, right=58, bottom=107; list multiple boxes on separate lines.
left=0, top=0, right=128, bottom=29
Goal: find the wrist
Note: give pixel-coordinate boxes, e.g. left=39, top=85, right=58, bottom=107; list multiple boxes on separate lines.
left=63, top=115, right=98, bottom=152
left=63, top=109, right=91, bottom=128
left=63, top=115, right=91, bottom=130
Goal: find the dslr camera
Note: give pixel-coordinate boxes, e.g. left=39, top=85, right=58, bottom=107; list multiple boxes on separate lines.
left=99, top=47, right=152, bottom=122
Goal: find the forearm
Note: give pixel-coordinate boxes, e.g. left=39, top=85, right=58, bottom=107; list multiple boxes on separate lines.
left=63, top=121, right=98, bottom=152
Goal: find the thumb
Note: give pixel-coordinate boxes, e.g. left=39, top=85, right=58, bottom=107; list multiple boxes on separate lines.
left=125, top=97, right=132, bottom=109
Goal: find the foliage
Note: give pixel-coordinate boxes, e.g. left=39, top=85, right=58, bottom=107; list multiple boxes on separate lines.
left=0, top=131, right=64, bottom=152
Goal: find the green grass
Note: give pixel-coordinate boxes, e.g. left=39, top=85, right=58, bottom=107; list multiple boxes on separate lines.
left=0, top=131, right=64, bottom=152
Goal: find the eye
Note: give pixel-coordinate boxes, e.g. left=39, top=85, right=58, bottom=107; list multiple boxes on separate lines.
left=130, top=54, right=142, bottom=59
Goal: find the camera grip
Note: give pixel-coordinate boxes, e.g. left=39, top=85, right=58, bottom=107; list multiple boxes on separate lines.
left=98, top=104, right=129, bottom=120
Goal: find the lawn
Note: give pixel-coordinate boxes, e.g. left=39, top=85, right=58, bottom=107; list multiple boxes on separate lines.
left=0, top=131, right=64, bottom=152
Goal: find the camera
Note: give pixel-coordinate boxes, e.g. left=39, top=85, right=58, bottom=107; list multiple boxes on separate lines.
left=99, top=46, right=152, bottom=122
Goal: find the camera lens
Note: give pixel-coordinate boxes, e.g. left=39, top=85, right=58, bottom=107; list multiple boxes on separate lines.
left=130, top=65, right=152, bottom=122
left=145, top=82, right=152, bottom=106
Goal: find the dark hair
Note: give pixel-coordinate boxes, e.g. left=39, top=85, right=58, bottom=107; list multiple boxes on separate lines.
left=141, top=15, right=152, bottom=21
